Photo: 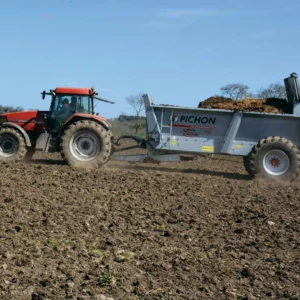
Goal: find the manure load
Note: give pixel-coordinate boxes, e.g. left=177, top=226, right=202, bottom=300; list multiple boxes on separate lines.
left=198, top=96, right=293, bottom=114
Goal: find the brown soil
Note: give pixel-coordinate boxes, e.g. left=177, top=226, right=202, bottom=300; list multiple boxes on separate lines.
left=198, top=97, right=293, bottom=114
left=0, top=149, right=299, bottom=300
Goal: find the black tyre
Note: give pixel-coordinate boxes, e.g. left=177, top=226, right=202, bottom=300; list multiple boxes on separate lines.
left=243, top=154, right=255, bottom=176
left=60, top=120, right=112, bottom=168
left=0, top=128, right=27, bottom=162
left=244, top=136, right=300, bottom=182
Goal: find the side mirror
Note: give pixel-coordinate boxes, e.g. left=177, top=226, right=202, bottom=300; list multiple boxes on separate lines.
left=41, top=91, right=46, bottom=99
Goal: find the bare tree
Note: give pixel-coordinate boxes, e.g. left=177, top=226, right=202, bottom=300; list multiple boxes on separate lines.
left=220, top=83, right=250, bottom=100
left=257, top=83, right=287, bottom=99
left=126, top=93, right=145, bottom=134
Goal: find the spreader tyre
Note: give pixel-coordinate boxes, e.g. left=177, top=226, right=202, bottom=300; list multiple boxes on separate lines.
left=243, top=155, right=255, bottom=176
left=0, top=128, right=27, bottom=162
left=61, top=120, right=112, bottom=168
left=244, top=136, right=300, bottom=182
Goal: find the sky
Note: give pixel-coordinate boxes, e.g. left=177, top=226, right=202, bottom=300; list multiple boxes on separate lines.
left=1, top=0, right=300, bottom=118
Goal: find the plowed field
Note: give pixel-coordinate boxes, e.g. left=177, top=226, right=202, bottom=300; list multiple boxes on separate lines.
left=0, top=150, right=299, bottom=300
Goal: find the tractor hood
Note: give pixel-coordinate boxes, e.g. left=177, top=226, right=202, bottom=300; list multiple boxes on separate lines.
left=1, top=110, right=49, bottom=131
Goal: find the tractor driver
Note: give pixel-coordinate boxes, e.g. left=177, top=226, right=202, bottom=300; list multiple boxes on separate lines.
left=57, top=98, right=71, bottom=120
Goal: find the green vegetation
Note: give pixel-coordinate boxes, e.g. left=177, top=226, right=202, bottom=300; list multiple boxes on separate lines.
left=98, top=272, right=116, bottom=288
left=109, top=115, right=147, bottom=138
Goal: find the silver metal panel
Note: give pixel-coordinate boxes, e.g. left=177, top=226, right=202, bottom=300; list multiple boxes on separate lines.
left=143, top=94, right=161, bottom=141
left=226, top=140, right=255, bottom=155
left=221, top=112, right=243, bottom=154
left=293, top=102, right=300, bottom=116
left=236, top=113, right=300, bottom=148
left=35, top=132, right=50, bottom=150
left=142, top=94, right=300, bottom=157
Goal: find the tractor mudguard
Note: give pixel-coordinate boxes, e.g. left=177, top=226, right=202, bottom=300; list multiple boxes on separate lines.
left=62, top=115, right=112, bottom=132
left=99, top=119, right=112, bottom=130
left=1, top=122, right=32, bottom=147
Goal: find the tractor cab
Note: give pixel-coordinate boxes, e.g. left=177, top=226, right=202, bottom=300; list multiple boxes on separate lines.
left=44, top=87, right=95, bottom=131
left=41, top=87, right=115, bottom=133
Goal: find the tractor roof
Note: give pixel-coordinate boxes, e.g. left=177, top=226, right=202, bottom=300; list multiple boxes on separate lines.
left=55, top=87, right=92, bottom=95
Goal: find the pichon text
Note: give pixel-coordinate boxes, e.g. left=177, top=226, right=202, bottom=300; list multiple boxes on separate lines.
left=179, top=115, right=216, bottom=125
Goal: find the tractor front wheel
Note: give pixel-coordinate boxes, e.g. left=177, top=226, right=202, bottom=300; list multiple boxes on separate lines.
left=0, top=128, right=27, bottom=162
left=244, top=136, right=300, bottom=182
left=61, top=120, right=112, bottom=168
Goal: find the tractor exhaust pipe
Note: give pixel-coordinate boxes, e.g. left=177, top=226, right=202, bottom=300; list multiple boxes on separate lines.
left=93, top=95, right=115, bottom=104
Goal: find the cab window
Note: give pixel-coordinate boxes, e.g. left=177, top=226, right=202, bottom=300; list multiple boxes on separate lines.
left=74, top=96, right=90, bottom=113
left=51, top=95, right=92, bottom=119
left=51, top=95, right=72, bottom=122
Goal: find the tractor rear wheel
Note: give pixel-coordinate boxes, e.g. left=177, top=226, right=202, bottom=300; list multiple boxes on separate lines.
left=61, top=120, right=112, bottom=168
left=0, top=128, right=27, bottom=162
left=244, top=136, right=300, bottom=182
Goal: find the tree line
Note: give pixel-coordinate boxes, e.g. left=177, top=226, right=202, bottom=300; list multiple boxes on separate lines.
left=219, top=82, right=286, bottom=100
left=0, top=105, right=25, bottom=113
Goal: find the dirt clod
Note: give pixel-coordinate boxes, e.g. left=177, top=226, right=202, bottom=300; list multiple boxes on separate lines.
left=267, top=220, right=276, bottom=226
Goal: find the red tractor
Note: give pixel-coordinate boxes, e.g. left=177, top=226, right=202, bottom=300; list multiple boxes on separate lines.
left=0, top=87, right=115, bottom=168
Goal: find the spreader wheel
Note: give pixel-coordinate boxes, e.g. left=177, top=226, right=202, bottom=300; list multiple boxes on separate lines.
left=60, top=120, right=112, bottom=168
left=244, top=136, right=300, bottom=182
left=243, top=155, right=255, bottom=176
